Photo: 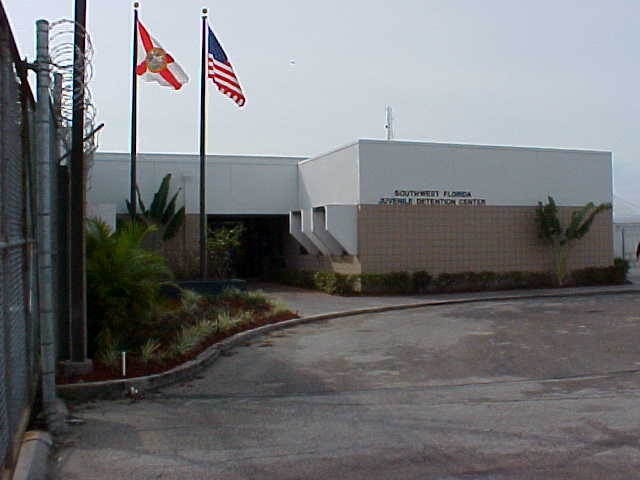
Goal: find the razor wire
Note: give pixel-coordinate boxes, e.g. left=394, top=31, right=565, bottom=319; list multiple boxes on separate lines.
left=49, top=19, right=98, bottom=187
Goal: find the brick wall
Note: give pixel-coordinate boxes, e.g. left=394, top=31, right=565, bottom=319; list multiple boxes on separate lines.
left=357, top=205, right=613, bottom=275
left=159, top=214, right=200, bottom=279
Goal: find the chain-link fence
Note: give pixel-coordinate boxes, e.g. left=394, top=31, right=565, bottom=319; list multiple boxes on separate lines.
left=0, top=4, right=42, bottom=471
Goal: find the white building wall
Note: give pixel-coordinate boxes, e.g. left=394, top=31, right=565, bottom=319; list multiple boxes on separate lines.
left=89, top=153, right=302, bottom=215
left=91, top=141, right=613, bottom=216
left=297, top=142, right=359, bottom=209
left=357, top=140, right=612, bottom=207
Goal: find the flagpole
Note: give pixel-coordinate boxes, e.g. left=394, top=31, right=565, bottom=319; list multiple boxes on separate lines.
left=199, top=8, right=208, bottom=279
left=130, top=2, right=139, bottom=218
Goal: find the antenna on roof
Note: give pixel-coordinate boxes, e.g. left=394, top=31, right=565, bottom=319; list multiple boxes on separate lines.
left=385, top=105, right=394, bottom=141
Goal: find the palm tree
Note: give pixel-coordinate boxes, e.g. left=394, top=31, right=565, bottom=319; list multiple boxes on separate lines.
left=86, top=219, right=172, bottom=354
left=535, top=196, right=611, bottom=285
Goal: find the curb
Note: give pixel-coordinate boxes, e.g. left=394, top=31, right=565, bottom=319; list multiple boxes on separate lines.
left=11, top=431, right=53, bottom=480
left=57, top=286, right=640, bottom=403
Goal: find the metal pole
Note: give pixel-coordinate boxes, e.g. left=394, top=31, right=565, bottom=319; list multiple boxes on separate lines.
left=69, top=0, right=88, bottom=364
left=199, top=9, right=208, bottom=279
left=35, top=19, right=58, bottom=428
left=130, top=2, right=139, bottom=218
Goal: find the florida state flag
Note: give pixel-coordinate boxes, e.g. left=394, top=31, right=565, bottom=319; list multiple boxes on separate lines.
left=135, top=19, right=189, bottom=90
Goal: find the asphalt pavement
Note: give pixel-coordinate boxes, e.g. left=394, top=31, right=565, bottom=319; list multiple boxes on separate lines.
left=56, top=292, right=640, bottom=479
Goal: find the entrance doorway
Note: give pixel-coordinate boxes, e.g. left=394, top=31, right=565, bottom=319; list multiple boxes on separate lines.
left=207, top=215, right=289, bottom=279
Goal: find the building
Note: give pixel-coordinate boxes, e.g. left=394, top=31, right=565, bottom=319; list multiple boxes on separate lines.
left=613, top=196, right=640, bottom=262
left=90, top=139, right=614, bottom=278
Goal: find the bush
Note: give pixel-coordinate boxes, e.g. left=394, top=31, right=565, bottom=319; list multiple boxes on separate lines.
left=215, top=288, right=271, bottom=311
left=615, top=257, right=630, bottom=280
left=313, top=271, right=357, bottom=295
left=412, top=271, right=432, bottom=293
left=275, top=263, right=623, bottom=296
left=572, top=259, right=628, bottom=286
left=360, top=272, right=413, bottom=294
left=86, top=219, right=172, bottom=356
left=277, top=269, right=315, bottom=289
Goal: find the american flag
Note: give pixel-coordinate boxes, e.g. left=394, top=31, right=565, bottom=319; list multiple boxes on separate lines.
left=207, top=25, right=245, bottom=107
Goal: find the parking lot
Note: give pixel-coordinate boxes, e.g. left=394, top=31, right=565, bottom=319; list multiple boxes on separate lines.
left=58, top=293, right=640, bottom=479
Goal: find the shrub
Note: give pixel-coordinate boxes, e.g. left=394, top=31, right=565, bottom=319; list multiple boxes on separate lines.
left=139, top=339, right=162, bottom=365
left=180, top=290, right=205, bottom=318
left=359, top=274, right=386, bottom=294
left=86, top=219, right=172, bottom=356
left=207, top=224, right=245, bottom=279
left=216, top=288, right=271, bottom=311
left=412, top=271, right=432, bottom=293
left=277, top=269, right=316, bottom=289
left=313, top=272, right=357, bottom=295
left=572, top=259, right=628, bottom=286
left=433, top=272, right=459, bottom=291
left=615, top=257, right=630, bottom=281
left=360, top=272, right=413, bottom=294
left=386, top=272, right=414, bottom=294
left=268, top=298, right=292, bottom=316
left=173, top=320, right=217, bottom=356
left=276, top=263, right=623, bottom=296
left=95, top=328, right=120, bottom=368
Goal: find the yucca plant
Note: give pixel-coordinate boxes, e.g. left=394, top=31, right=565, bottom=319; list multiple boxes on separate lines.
left=535, top=196, right=611, bottom=286
left=86, top=218, right=173, bottom=355
left=126, top=173, right=186, bottom=244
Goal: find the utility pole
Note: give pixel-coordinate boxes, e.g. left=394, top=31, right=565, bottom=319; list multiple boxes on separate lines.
left=68, top=0, right=90, bottom=370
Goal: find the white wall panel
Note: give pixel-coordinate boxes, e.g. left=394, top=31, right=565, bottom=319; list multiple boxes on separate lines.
left=298, top=142, right=359, bottom=209
left=358, top=140, right=612, bottom=207
left=89, top=153, right=302, bottom=214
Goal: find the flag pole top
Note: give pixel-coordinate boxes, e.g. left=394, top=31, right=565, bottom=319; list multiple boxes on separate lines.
left=202, top=8, right=208, bottom=16
left=133, top=2, right=139, bottom=9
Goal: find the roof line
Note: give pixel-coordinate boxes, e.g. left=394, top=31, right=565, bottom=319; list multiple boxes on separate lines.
left=358, top=138, right=611, bottom=155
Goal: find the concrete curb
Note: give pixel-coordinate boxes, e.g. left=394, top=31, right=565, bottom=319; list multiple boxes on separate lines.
left=57, top=286, right=640, bottom=403
left=11, top=431, right=53, bottom=480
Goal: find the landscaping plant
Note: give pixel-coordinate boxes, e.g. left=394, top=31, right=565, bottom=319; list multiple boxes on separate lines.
left=535, top=196, right=611, bottom=286
left=207, top=224, right=245, bottom=279
left=86, top=219, right=172, bottom=356
left=125, top=173, right=186, bottom=245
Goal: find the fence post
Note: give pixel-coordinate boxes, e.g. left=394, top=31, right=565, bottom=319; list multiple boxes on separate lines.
left=35, top=19, right=61, bottom=431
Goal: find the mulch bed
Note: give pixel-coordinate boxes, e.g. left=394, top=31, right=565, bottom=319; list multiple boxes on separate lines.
left=57, top=310, right=298, bottom=385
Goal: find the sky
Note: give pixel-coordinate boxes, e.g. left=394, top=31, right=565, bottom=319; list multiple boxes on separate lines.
left=7, top=0, right=640, bottom=208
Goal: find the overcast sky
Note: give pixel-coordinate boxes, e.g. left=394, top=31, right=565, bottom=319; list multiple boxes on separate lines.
left=7, top=0, right=640, bottom=207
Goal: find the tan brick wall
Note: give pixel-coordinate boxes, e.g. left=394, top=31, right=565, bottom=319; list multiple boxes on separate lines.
left=357, top=205, right=613, bottom=275
left=116, top=214, right=200, bottom=278
left=160, top=214, right=200, bottom=278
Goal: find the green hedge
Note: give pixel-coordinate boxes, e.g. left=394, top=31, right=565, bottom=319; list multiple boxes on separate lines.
left=312, top=271, right=357, bottom=295
left=276, top=259, right=628, bottom=295
left=571, top=257, right=629, bottom=286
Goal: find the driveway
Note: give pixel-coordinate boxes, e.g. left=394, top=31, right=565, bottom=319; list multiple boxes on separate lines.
left=57, top=293, right=640, bottom=479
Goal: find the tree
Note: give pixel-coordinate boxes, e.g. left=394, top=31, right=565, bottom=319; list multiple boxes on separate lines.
left=126, top=174, right=186, bottom=244
left=535, top=196, right=611, bottom=286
